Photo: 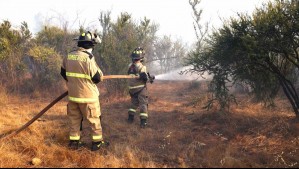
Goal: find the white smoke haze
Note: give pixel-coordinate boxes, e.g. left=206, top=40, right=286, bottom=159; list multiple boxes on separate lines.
left=154, top=66, right=252, bottom=94
left=155, top=66, right=213, bottom=81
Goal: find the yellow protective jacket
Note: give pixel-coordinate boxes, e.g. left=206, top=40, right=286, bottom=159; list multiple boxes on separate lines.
left=128, top=62, right=147, bottom=93
left=61, top=47, right=103, bottom=103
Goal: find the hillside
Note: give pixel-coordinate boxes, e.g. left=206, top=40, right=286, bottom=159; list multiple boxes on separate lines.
left=0, top=80, right=298, bottom=168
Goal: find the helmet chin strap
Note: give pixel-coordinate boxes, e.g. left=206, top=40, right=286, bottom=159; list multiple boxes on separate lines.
left=86, top=48, right=93, bottom=53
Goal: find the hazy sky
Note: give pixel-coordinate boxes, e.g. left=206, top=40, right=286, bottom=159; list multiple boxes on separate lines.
left=0, top=0, right=270, bottom=44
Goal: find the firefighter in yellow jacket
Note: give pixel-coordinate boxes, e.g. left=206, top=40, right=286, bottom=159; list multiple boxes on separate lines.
left=127, top=47, right=150, bottom=128
left=60, top=31, right=109, bottom=151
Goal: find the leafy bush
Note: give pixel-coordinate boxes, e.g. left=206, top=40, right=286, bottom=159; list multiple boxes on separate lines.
left=25, top=45, right=62, bottom=90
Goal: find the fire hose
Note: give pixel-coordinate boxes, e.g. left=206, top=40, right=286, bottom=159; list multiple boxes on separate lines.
left=0, top=75, right=145, bottom=141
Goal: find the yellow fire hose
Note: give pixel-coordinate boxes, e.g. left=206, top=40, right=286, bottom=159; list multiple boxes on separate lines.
left=0, top=75, right=138, bottom=141
left=103, top=75, right=137, bottom=80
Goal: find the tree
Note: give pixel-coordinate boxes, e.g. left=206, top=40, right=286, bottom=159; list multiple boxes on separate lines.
left=96, top=11, right=158, bottom=95
left=252, top=0, right=299, bottom=114
left=151, top=36, right=187, bottom=74
left=189, top=0, right=209, bottom=47
left=187, top=0, right=299, bottom=117
left=34, top=25, right=77, bottom=56
left=25, top=45, right=62, bottom=91
left=0, top=21, right=30, bottom=92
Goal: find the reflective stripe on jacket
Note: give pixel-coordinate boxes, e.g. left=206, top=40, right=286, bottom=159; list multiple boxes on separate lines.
left=61, top=47, right=103, bottom=103
left=128, top=62, right=147, bottom=90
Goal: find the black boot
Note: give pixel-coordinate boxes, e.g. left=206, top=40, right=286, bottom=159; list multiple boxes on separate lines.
left=68, top=140, right=84, bottom=150
left=128, top=114, right=134, bottom=123
left=140, top=119, right=147, bottom=128
left=91, top=140, right=110, bottom=151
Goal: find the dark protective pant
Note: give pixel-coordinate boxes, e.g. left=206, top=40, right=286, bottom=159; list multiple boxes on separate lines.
left=67, top=101, right=103, bottom=142
left=128, top=87, right=148, bottom=120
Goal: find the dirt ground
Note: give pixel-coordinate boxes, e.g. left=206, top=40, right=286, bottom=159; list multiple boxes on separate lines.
left=0, top=80, right=298, bottom=168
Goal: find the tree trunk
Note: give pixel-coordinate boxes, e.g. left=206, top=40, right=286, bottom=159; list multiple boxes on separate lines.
left=279, top=77, right=299, bottom=116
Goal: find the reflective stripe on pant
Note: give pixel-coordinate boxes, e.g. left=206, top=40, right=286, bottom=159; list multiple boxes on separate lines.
left=140, top=113, right=148, bottom=119
left=128, top=108, right=137, bottom=116
left=67, top=101, right=103, bottom=142
left=129, top=88, right=148, bottom=119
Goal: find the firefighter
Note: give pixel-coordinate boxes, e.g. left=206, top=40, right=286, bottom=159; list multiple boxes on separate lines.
left=60, top=31, right=109, bottom=151
left=127, top=47, right=150, bottom=128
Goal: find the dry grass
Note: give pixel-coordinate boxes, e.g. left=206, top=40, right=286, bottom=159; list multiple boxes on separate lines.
left=0, top=81, right=298, bottom=168
left=0, top=85, right=8, bottom=106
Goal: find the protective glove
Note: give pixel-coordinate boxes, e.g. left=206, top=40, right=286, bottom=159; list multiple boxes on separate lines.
left=148, top=73, right=155, bottom=84
left=139, top=72, right=148, bottom=82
